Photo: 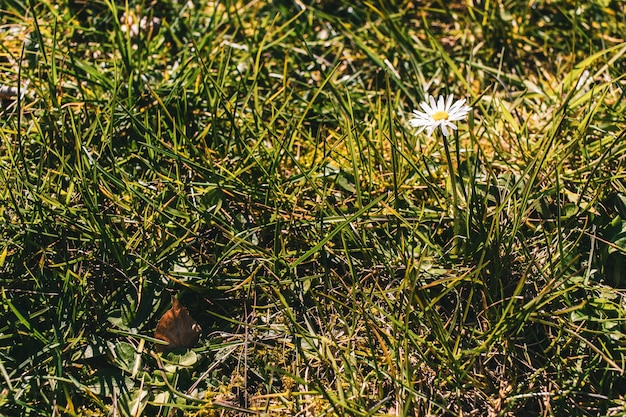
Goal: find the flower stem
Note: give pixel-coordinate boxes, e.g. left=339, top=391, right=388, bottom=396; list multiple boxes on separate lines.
left=441, top=133, right=461, bottom=253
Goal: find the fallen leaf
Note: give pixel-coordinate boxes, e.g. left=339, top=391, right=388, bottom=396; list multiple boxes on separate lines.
left=154, top=296, right=202, bottom=353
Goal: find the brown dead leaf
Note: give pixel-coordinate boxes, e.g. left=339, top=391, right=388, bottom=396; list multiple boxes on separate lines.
left=154, top=296, right=202, bottom=353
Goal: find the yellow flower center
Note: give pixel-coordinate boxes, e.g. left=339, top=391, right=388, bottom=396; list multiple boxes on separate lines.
left=432, top=111, right=449, bottom=121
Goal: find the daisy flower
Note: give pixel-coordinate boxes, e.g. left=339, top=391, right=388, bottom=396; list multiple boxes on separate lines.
left=410, top=94, right=472, bottom=137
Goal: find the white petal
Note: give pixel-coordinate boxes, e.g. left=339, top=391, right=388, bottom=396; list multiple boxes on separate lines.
left=428, top=95, right=437, bottom=111
left=410, top=111, right=431, bottom=126
left=448, top=102, right=471, bottom=121
left=412, top=109, right=428, bottom=119
left=409, top=117, right=427, bottom=127
left=449, top=98, right=466, bottom=113
left=445, top=95, right=454, bottom=111
left=419, top=101, right=433, bottom=114
left=436, top=95, right=445, bottom=112
left=447, top=112, right=467, bottom=121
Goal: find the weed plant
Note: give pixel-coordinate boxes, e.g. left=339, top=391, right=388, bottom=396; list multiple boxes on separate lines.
left=1, top=0, right=625, bottom=416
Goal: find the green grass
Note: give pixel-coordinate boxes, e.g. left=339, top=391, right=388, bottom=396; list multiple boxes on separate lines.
left=1, top=0, right=625, bottom=415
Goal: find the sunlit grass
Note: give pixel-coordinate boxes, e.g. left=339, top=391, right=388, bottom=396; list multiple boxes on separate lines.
left=1, top=0, right=625, bottom=416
